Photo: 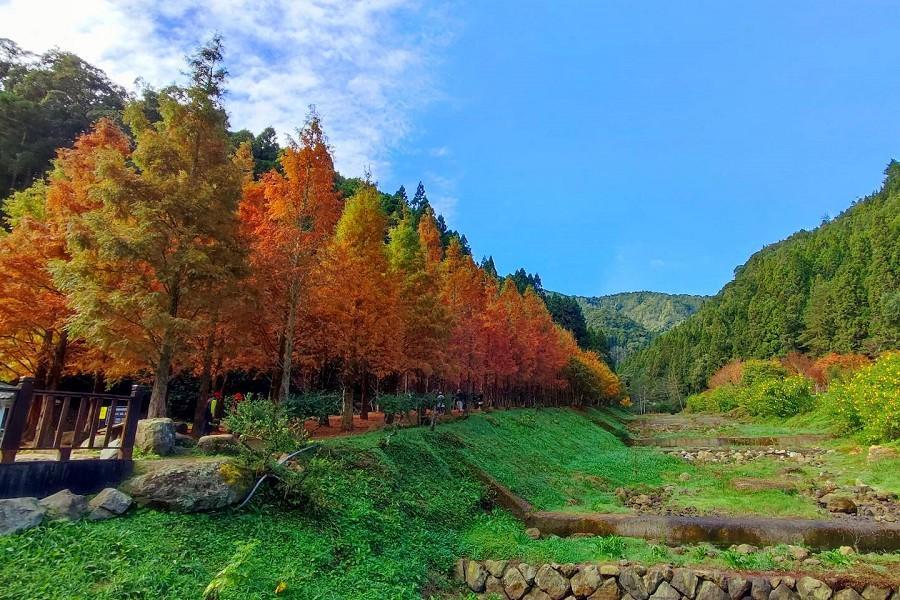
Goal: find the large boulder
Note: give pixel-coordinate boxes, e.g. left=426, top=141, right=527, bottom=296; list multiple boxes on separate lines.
left=99, top=438, right=122, bottom=460
left=136, top=418, right=176, bottom=456
left=197, top=433, right=238, bottom=454
left=465, top=560, right=488, bottom=592
left=590, top=579, right=621, bottom=600
left=503, top=565, right=529, bottom=600
left=123, top=459, right=250, bottom=512
left=820, top=493, right=857, bottom=514
left=39, top=489, right=88, bottom=521
left=571, top=565, right=602, bottom=597
left=798, top=577, right=833, bottom=600
left=0, top=497, right=44, bottom=535
left=696, top=581, right=729, bottom=600
left=620, top=568, right=649, bottom=600
left=651, top=582, right=682, bottom=600
left=87, top=488, right=132, bottom=521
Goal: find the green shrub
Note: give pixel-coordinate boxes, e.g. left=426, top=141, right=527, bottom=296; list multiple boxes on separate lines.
left=740, top=359, right=789, bottom=386
left=686, top=370, right=813, bottom=418
left=284, top=390, right=340, bottom=424
left=819, top=352, right=900, bottom=442
left=221, top=394, right=308, bottom=468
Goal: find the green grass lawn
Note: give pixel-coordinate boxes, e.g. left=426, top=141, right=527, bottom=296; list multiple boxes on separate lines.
left=2, top=407, right=896, bottom=599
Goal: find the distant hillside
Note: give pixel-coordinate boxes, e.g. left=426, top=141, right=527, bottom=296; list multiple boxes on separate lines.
left=621, top=161, right=900, bottom=404
left=552, top=291, right=708, bottom=365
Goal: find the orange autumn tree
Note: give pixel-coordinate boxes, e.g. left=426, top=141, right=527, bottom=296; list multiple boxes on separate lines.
left=241, top=110, right=342, bottom=401
left=387, top=208, right=449, bottom=392
left=312, top=183, right=401, bottom=430
left=0, top=119, right=132, bottom=386
left=55, top=39, right=245, bottom=417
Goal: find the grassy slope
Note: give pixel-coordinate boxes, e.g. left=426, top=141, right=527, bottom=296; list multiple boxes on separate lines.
left=3, top=409, right=897, bottom=599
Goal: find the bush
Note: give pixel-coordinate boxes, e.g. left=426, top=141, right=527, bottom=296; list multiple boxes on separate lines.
left=284, top=391, right=340, bottom=425
left=222, top=394, right=308, bottom=464
left=819, top=352, right=900, bottom=443
left=686, top=369, right=813, bottom=418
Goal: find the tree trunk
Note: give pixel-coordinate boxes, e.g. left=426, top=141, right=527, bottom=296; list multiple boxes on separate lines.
left=279, top=282, right=299, bottom=403
left=360, top=373, right=370, bottom=420
left=340, top=383, right=353, bottom=431
left=193, top=326, right=217, bottom=436
left=148, top=341, right=173, bottom=418
left=46, top=330, right=68, bottom=390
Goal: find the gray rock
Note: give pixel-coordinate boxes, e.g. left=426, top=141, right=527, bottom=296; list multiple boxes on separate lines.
left=466, top=560, right=488, bottom=592
left=820, top=494, right=857, bottom=514
left=197, top=433, right=237, bottom=454
left=696, top=581, right=729, bottom=600
left=861, top=586, right=891, bottom=600
left=122, top=459, right=249, bottom=512
left=87, top=487, right=132, bottom=520
left=734, top=544, right=758, bottom=555
left=797, top=578, right=832, bottom=600
left=728, top=577, right=751, bottom=600
left=771, top=584, right=801, bottom=600
left=136, top=418, right=176, bottom=456
left=525, top=527, right=542, bottom=539
left=558, top=563, right=578, bottom=578
left=453, top=558, right=467, bottom=583
left=0, top=497, right=44, bottom=535
left=833, top=590, right=863, bottom=600
left=503, top=565, right=529, bottom=600
left=99, top=438, right=122, bottom=460
left=486, top=575, right=506, bottom=596
left=38, top=489, right=88, bottom=521
left=519, top=563, right=538, bottom=584
left=600, top=565, right=621, bottom=577
left=751, top=578, right=773, bottom=600
left=620, top=568, right=649, bottom=600
left=650, top=582, right=681, bottom=600
left=535, top=564, right=570, bottom=600
left=787, top=545, right=810, bottom=561
left=525, top=590, right=553, bottom=600
left=672, top=569, right=699, bottom=598
left=571, top=565, right=602, bottom=597
left=485, top=559, right=508, bottom=578
left=589, top=579, right=622, bottom=600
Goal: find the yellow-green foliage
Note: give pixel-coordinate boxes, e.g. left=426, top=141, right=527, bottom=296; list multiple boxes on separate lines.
left=686, top=360, right=813, bottom=418
left=819, top=352, right=900, bottom=443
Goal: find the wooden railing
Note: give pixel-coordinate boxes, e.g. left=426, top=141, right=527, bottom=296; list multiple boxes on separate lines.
left=0, top=378, right=149, bottom=464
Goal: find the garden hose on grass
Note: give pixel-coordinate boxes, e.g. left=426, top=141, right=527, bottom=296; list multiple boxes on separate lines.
left=235, top=443, right=321, bottom=510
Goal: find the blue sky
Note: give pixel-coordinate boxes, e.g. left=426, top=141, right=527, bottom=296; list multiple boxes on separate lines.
left=4, top=1, right=900, bottom=297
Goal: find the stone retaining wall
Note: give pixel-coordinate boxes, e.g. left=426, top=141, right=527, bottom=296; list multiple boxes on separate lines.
left=455, top=559, right=899, bottom=600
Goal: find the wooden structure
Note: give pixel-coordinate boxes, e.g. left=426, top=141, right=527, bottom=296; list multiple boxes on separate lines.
left=0, top=377, right=149, bottom=463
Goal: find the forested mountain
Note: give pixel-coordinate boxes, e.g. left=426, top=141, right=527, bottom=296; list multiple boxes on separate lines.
left=622, top=163, right=900, bottom=404
left=550, top=291, right=707, bottom=366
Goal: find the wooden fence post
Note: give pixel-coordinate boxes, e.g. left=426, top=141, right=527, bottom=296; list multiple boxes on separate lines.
left=119, top=384, right=149, bottom=460
left=1, top=377, right=35, bottom=464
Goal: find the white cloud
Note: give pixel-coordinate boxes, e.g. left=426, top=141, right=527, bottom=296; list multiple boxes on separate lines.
left=0, top=0, right=450, bottom=178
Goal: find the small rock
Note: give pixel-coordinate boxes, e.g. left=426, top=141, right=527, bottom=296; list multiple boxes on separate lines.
left=787, top=545, right=810, bottom=561
left=837, top=546, right=854, bottom=556
left=645, top=569, right=666, bottom=595
left=589, top=579, right=622, bottom=600
left=734, top=543, right=758, bottom=555
left=571, top=565, right=602, bottom=597
left=453, top=558, right=467, bottom=583
left=671, top=568, right=699, bottom=598
left=0, top=497, right=44, bottom=535
left=620, top=567, right=649, bottom=600
left=797, top=577, right=832, bottom=600
left=651, top=582, right=681, bottom=600
left=861, top=586, right=891, bottom=600
left=834, top=590, right=863, bottom=600
left=485, top=575, right=506, bottom=596
left=728, top=576, right=750, bottom=600
left=679, top=472, right=691, bottom=481
left=750, top=577, right=772, bottom=600
left=599, top=564, right=621, bottom=577
left=535, top=564, right=570, bottom=600
left=771, top=584, right=801, bottom=600
left=503, top=565, right=529, bottom=600
left=518, top=563, right=538, bottom=584
left=820, top=494, right=857, bottom=514
left=465, top=560, right=488, bottom=592
left=802, top=558, right=821, bottom=567
left=87, top=488, right=132, bottom=520
left=558, top=563, right=578, bottom=578
left=99, top=437, right=122, bottom=460
left=38, top=489, right=88, bottom=521
left=136, top=418, right=176, bottom=456
left=696, top=580, right=729, bottom=600
left=525, top=527, right=542, bottom=539
left=485, top=559, right=508, bottom=578
left=524, top=590, right=553, bottom=600
left=197, top=433, right=237, bottom=454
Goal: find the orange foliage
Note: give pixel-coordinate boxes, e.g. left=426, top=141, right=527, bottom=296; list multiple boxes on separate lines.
left=708, top=360, right=743, bottom=389
left=809, top=353, right=871, bottom=389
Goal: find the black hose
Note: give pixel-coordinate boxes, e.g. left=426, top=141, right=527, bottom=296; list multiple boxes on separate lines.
left=235, top=443, right=321, bottom=510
